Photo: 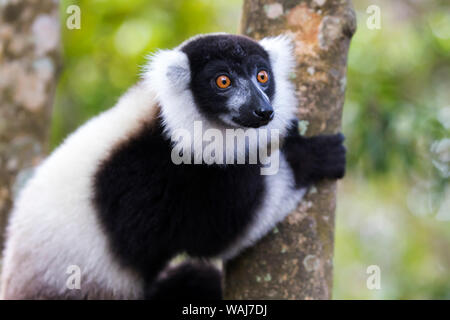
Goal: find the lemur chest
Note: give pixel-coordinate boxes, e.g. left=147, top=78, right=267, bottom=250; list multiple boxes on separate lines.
left=93, top=121, right=266, bottom=259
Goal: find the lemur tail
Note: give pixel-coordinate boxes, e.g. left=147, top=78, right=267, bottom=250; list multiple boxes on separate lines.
left=146, top=261, right=223, bottom=300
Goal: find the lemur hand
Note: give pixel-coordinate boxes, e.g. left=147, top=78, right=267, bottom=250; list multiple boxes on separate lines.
left=283, top=131, right=346, bottom=187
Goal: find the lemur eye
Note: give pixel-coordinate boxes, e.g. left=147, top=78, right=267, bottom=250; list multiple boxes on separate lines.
left=257, top=70, right=269, bottom=84
left=216, top=75, right=231, bottom=89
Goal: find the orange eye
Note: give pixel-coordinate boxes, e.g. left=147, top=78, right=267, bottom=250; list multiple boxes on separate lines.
left=216, top=75, right=231, bottom=89
left=257, top=70, right=269, bottom=84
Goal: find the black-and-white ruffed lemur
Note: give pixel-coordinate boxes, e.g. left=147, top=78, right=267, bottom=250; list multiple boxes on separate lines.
left=1, top=34, right=345, bottom=299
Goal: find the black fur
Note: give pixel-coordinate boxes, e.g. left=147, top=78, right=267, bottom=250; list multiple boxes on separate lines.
left=146, top=262, right=222, bottom=300
left=93, top=118, right=265, bottom=288
left=93, top=118, right=345, bottom=299
left=282, top=121, right=346, bottom=188
left=181, top=34, right=276, bottom=127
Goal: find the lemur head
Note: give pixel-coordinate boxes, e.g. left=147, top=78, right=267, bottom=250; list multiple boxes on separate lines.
left=144, top=33, right=297, bottom=140
left=181, top=35, right=276, bottom=129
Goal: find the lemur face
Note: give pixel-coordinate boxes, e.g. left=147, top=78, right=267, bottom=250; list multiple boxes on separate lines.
left=181, top=35, right=276, bottom=128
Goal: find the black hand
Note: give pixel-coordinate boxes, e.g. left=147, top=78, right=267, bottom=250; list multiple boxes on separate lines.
left=283, top=131, right=346, bottom=187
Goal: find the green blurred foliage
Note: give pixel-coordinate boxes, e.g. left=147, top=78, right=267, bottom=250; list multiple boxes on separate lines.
left=53, top=0, right=241, bottom=146
left=334, top=0, right=450, bottom=299
left=53, top=0, right=450, bottom=299
left=344, top=1, right=450, bottom=179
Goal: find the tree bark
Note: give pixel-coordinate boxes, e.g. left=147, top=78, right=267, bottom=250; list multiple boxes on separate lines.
left=0, top=0, right=60, bottom=248
left=225, top=0, right=356, bottom=299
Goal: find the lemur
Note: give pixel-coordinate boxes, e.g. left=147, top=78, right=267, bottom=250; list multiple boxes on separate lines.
left=0, top=34, right=345, bottom=299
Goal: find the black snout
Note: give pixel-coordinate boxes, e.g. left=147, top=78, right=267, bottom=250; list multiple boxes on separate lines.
left=232, top=81, right=275, bottom=128
left=233, top=104, right=274, bottom=127
left=253, top=107, right=274, bottom=121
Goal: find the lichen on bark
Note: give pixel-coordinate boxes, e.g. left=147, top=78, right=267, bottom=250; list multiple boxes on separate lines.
left=225, top=0, right=356, bottom=299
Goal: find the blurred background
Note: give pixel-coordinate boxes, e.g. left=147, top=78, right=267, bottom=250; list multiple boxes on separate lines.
left=54, top=0, right=450, bottom=299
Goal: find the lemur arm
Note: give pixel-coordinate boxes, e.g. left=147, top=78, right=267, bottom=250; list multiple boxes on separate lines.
left=282, top=121, right=346, bottom=188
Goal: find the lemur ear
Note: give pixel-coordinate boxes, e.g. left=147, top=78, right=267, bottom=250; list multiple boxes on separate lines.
left=142, top=49, right=191, bottom=95
left=259, top=35, right=296, bottom=80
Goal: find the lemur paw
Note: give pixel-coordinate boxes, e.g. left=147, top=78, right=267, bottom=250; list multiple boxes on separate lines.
left=311, top=133, right=346, bottom=180
left=283, top=130, right=346, bottom=187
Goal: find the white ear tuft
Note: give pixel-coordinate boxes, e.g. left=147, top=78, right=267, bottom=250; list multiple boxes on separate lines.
left=258, top=35, right=298, bottom=134
left=142, top=49, right=191, bottom=97
left=259, top=35, right=296, bottom=79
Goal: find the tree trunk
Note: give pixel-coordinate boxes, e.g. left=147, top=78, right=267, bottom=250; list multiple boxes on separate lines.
left=225, top=0, right=356, bottom=299
left=0, top=0, right=60, bottom=249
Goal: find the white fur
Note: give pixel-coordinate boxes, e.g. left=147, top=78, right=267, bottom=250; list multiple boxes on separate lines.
left=0, top=84, right=155, bottom=299
left=142, top=49, right=211, bottom=160
left=259, top=35, right=298, bottom=132
left=220, top=151, right=306, bottom=260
